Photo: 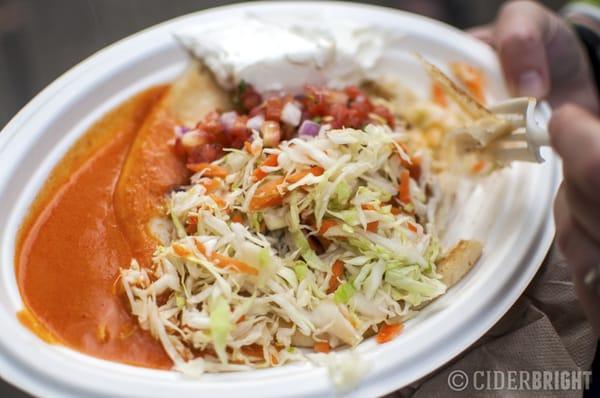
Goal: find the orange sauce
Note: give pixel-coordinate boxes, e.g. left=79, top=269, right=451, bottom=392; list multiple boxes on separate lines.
left=16, top=87, right=172, bottom=368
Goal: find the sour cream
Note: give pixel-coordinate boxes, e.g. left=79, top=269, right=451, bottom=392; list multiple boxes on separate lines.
left=175, top=15, right=389, bottom=93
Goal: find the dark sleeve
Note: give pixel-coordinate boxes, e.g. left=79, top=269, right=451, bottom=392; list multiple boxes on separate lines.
left=572, top=23, right=600, bottom=95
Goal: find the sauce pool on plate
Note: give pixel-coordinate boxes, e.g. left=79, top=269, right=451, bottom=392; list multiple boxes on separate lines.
left=16, top=86, right=172, bottom=369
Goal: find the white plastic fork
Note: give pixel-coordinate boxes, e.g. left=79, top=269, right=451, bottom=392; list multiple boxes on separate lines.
left=450, top=96, right=551, bottom=164
left=419, top=54, right=551, bottom=163
left=485, top=97, right=552, bottom=163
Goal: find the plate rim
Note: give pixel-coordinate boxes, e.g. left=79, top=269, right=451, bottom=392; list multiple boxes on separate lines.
left=0, top=2, right=559, bottom=397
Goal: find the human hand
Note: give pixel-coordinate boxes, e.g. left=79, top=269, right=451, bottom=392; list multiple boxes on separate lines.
left=550, top=104, right=600, bottom=334
left=473, top=0, right=600, bottom=334
left=470, top=0, right=599, bottom=113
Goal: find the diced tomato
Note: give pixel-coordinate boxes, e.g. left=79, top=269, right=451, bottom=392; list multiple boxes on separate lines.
left=303, top=86, right=329, bottom=117
left=265, top=97, right=283, bottom=122
left=344, top=85, right=363, bottom=100
left=372, top=104, right=395, bottom=128
left=345, top=109, right=363, bottom=128
left=329, top=103, right=348, bottom=129
left=367, top=221, right=379, bottom=233
left=239, top=84, right=263, bottom=111
left=187, top=143, right=223, bottom=164
left=350, top=99, right=371, bottom=118
left=198, top=110, right=224, bottom=135
left=243, top=92, right=262, bottom=112
left=226, top=116, right=250, bottom=149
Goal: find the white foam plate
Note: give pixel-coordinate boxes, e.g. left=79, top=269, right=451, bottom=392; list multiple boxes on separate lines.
left=0, top=2, right=560, bottom=397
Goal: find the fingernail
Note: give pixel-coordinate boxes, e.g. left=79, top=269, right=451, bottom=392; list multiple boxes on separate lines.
left=518, top=70, right=545, bottom=98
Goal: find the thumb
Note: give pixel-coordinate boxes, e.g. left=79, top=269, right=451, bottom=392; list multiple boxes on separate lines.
left=494, top=1, right=551, bottom=98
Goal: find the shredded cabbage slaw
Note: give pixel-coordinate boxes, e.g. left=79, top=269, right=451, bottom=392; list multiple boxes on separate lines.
left=121, top=117, right=451, bottom=373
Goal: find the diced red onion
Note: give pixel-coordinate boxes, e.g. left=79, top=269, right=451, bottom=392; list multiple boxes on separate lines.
left=298, top=120, right=321, bottom=138
left=174, top=125, right=191, bottom=137
left=247, top=114, right=265, bottom=131
left=220, top=111, right=238, bottom=130
left=281, top=102, right=302, bottom=126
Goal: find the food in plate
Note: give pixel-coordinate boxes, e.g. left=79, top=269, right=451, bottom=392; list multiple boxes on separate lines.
left=16, top=18, right=491, bottom=376
left=118, top=72, right=489, bottom=371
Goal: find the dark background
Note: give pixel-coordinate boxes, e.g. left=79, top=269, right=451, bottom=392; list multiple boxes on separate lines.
left=3, top=1, right=594, bottom=397
left=0, top=0, right=568, bottom=128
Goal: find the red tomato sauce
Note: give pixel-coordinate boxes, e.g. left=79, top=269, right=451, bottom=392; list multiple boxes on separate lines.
left=16, top=86, right=173, bottom=368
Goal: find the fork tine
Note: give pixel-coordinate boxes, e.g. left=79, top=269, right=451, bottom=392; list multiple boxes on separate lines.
left=496, top=127, right=527, bottom=142
left=487, top=145, right=539, bottom=163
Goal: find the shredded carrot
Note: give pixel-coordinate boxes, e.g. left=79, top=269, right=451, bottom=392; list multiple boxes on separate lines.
left=309, top=166, right=325, bottom=176
left=193, top=239, right=207, bottom=255
left=314, top=342, right=331, bottom=353
left=398, top=142, right=411, bottom=156
left=209, top=194, right=227, bottom=208
left=409, top=154, right=422, bottom=181
left=451, top=62, right=485, bottom=103
left=398, top=169, right=411, bottom=204
left=172, top=243, right=191, bottom=257
left=263, top=153, right=279, bottom=167
left=376, top=323, right=404, bottom=344
left=231, top=213, right=244, bottom=224
left=187, top=163, right=228, bottom=178
left=407, top=223, right=418, bottom=233
left=237, top=315, right=246, bottom=324
left=471, top=159, right=486, bottom=173
left=202, top=178, right=221, bottom=193
left=249, top=176, right=286, bottom=210
left=319, top=219, right=338, bottom=235
left=390, top=206, right=402, bottom=215
left=185, top=215, right=198, bottom=234
left=271, top=354, right=279, bottom=365
left=431, top=82, right=448, bottom=107
left=252, top=153, right=279, bottom=181
left=286, top=166, right=324, bottom=184
left=327, top=260, right=345, bottom=294
left=366, top=221, right=379, bottom=233
left=243, top=141, right=253, bottom=153
left=361, top=203, right=376, bottom=211
left=211, top=253, right=258, bottom=275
